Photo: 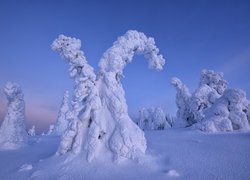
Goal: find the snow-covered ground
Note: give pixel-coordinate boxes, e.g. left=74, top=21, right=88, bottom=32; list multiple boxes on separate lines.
left=0, top=128, right=249, bottom=180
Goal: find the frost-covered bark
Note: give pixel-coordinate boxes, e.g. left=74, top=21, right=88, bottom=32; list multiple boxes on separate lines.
left=138, top=107, right=170, bottom=130
left=52, top=30, right=165, bottom=162
left=196, top=89, right=250, bottom=132
left=28, top=125, right=36, bottom=136
left=0, top=82, right=27, bottom=149
left=53, top=91, right=70, bottom=136
left=190, top=69, right=227, bottom=122
left=98, top=30, right=165, bottom=161
left=171, top=77, right=193, bottom=127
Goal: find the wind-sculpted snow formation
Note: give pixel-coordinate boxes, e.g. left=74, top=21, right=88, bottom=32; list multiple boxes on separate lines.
left=171, top=69, right=250, bottom=132
left=51, top=30, right=165, bottom=162
left=0, top=82, right=27, bottom=149
left=53, top=91, right=70, bottom=136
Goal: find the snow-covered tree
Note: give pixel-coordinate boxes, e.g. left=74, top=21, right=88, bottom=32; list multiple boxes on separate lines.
left=138, top=107, right=170, bottom=130
left=171, top=70, right=228, bottom=128
left=46, top=124, right=55, bottom=136
left=171, top=77, right=193, bottom=127
left=52, top=30, right=165, bottom=163
left=98, top=30, right=164, bottom=161
left=190, top=69, right=227, bottom=122
left=53, top=91, right=70, bottom=136
left=196, top=89, right=250, bottom=132
left=28, top=125, right=36, bottom=136
left=138, top=107, right=150, bottom=130
left=0, top=82, right=27, bottom=149
left=52, top=34, right=103, bottom=162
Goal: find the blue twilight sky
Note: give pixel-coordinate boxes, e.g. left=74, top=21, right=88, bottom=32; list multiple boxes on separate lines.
left=0, top=0, right=250, bottom=133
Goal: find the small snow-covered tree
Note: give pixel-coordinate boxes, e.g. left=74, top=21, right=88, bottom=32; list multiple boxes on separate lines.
left=52, top=30, right=165, bottom=162
left=152, top=107, right=170, bottom=130
left=46, top=124, right=55, bottom=136
left=171, top=77, right=193, bottom=127
left=196, top=89, right=250, bottom=132
left=138, top=107, right=150, bottom=130
left=53, top=91, right=70, bottom=136
left=190, top=69, right=227, bottom=122
left=28, top=125, right=36, bottom=136
left=138, top=107, right=170, bottom=130
left=0, top=82, right=27, bottom=149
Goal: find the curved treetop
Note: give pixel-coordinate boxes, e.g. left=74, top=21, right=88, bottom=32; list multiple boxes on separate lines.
left=51, top=35, right=96, bottom=81
left=99, top=30, right=165, bottom=74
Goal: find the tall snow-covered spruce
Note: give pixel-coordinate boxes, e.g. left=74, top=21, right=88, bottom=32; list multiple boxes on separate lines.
left=0, top=82, right=27, bottom=149
left=171, top=77, right=192, bottom=127
left=53, top=91, right=70, bottom=136
left=52, top=30, right=165, bottom=163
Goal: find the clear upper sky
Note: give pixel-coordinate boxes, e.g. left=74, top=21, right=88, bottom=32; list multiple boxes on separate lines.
left=0, top=0, right=250, bottom=133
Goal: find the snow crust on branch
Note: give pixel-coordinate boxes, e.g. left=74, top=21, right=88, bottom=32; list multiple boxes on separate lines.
left=0, top=82, right=27, bottom=149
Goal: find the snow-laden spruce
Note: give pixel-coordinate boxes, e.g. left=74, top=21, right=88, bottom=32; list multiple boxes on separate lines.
left=0, top=82, right=27, bottom=149
left=138, top=107, right=170, bottom=130
left=171, top=77, right=193, bottom=127
left=53, top=91, right=70, bottom=136
left=52, top=30, right=165, bottom=162
left=28, top=125, right=36, bottom=136
left=196, top=89, right=250, bottom=132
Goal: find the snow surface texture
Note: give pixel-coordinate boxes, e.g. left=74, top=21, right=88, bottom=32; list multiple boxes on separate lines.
left=51, top=30, right=165, bottom=162
left=53, top=91, right=70, bottom=136
left=137, top=107, right=171, bottom=130
left=0, top=82, right=27, bottom=150
left=172, top=70, right=250, bottom=132
left=1, top=130, right=249, bottom=180
left=28, top=126, right=36, bottom=136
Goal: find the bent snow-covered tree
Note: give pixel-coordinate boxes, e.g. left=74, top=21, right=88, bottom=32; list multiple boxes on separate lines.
left=52, top=30, right=165, bottom=162
left=0, top=82, right=27, bottom=149
left=53, top=91, right=70, bottom=136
